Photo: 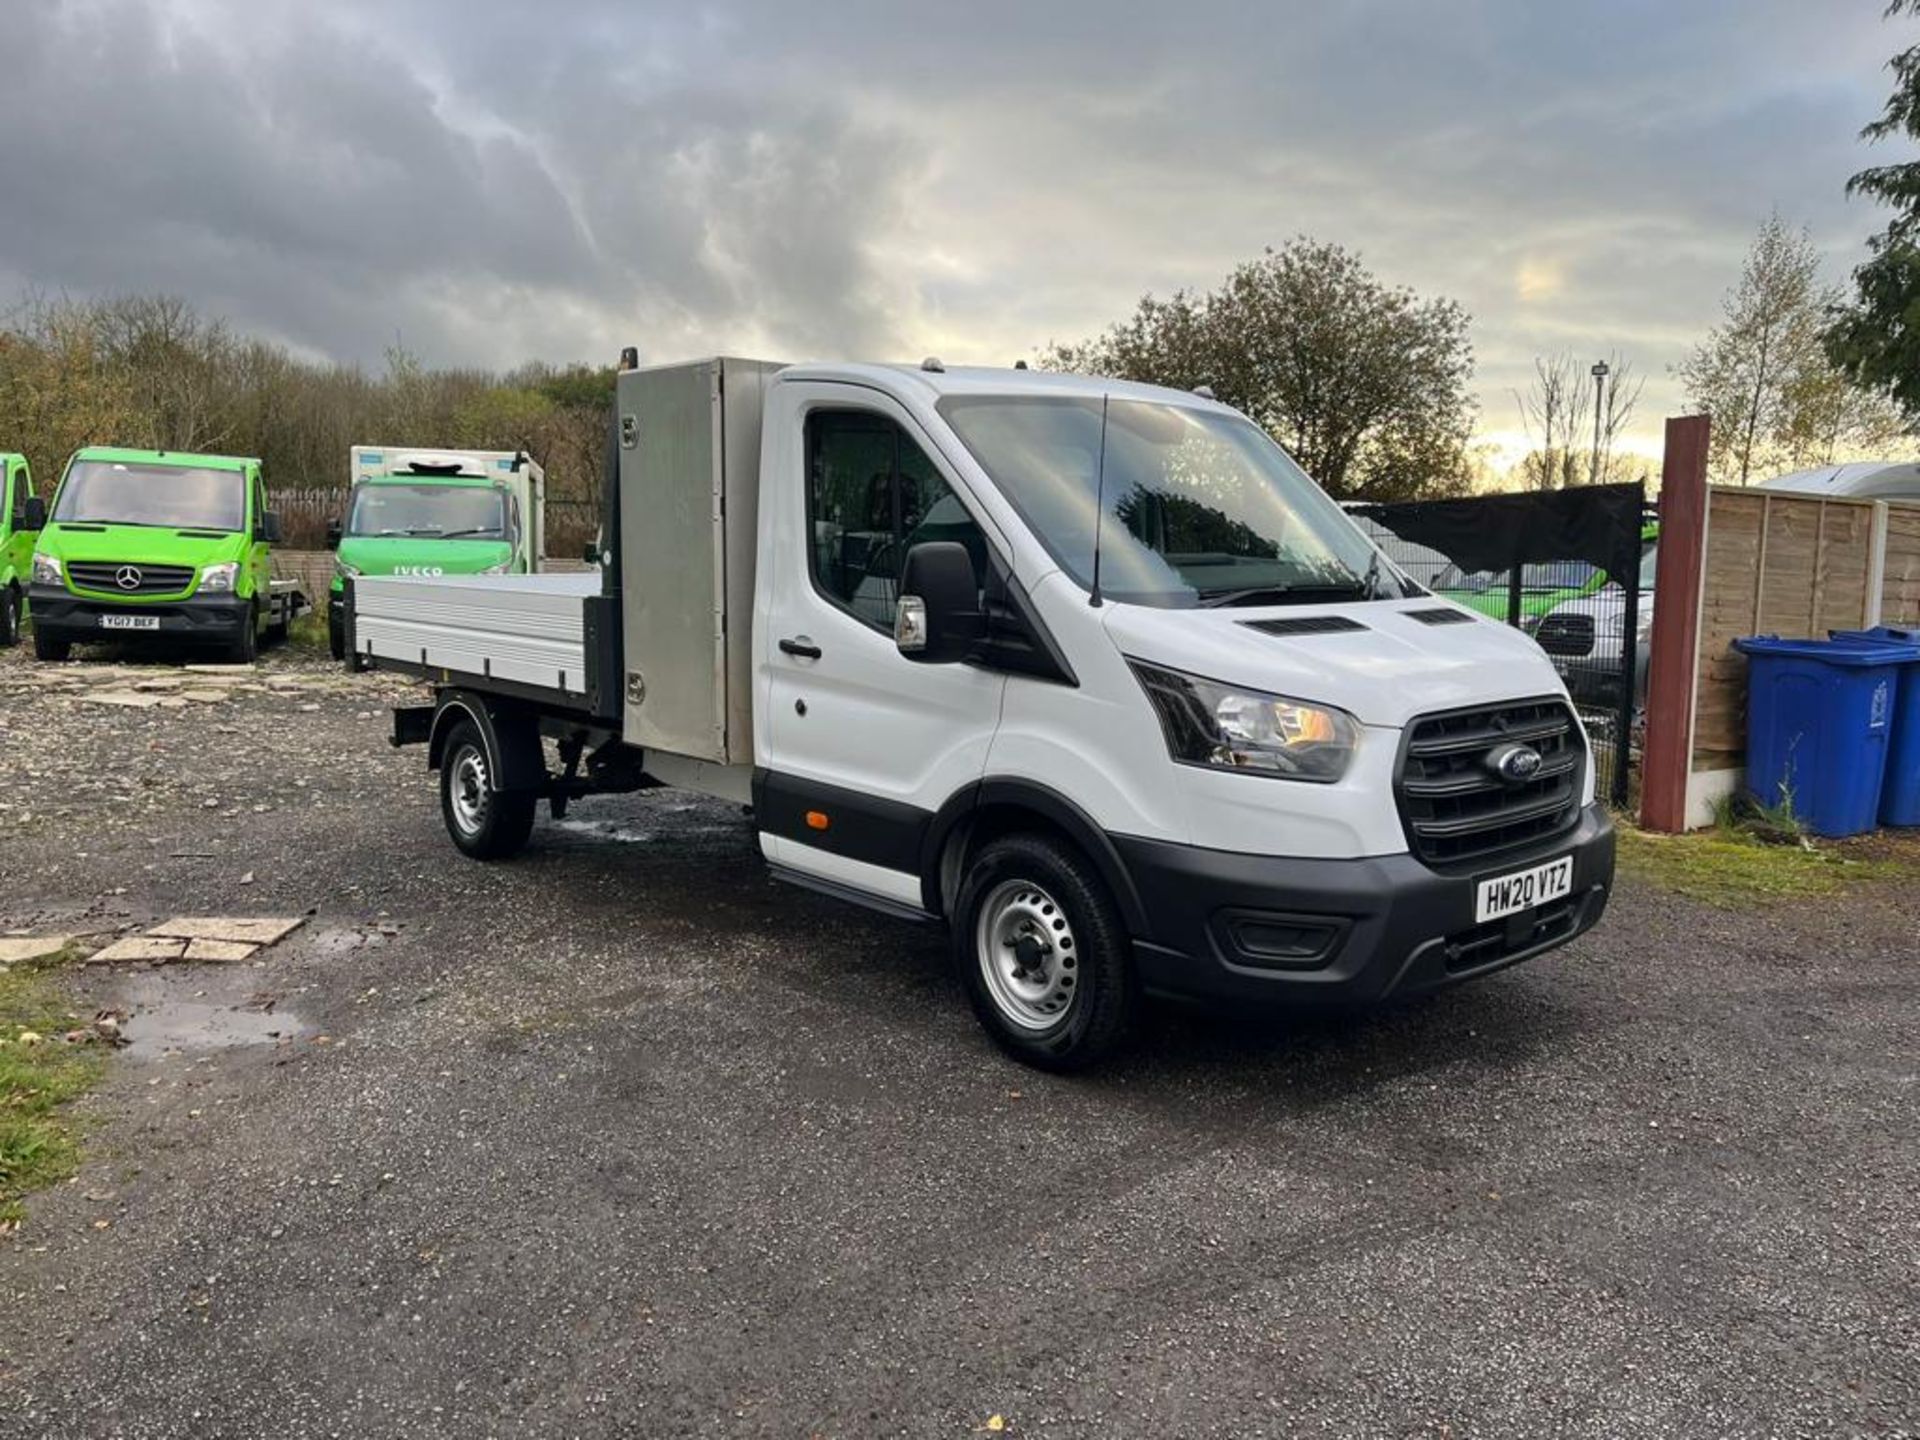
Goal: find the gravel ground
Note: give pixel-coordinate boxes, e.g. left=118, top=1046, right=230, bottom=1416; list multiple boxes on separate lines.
left=0, top=641, right=1916, bottom=1439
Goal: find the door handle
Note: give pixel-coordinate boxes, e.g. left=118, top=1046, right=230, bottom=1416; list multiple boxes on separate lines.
left=778, top=636, right=823, bottom=660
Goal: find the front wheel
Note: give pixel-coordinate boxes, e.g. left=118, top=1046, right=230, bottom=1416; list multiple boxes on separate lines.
left=952, top=832, right=1138, bottom=1071
left=0, top=586, right=18, bottom=648
left=439, top=720, right=537, bottom=860
left=33, top=625, right=70, bottom=662
left=227, top=605, right=259, bottom=665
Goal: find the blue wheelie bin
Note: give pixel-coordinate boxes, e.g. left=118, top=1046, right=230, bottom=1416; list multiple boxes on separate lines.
left=1829, top=624, right=1920, bottom=826
left=1731, top=635, right=1920, bottom=837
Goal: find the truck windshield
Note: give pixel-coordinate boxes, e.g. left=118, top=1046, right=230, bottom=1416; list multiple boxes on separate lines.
left=53, top=461, right=245, bottom=531
left=937, top=396, right=1406, bottom=606
left=348, top=484, right=507, bottom=539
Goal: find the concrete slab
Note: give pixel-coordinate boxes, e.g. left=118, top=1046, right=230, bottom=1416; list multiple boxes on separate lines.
left=0, top=936, right=74, bottom=964
left=89, top=936, right=188, bottom=963
left=78, top=692, right=163, bottom=709
left=180, top=689, right=230, bottom=703
left=147, top=917, right=304, bottom=946
left=182, top=939, right=260, bottom=963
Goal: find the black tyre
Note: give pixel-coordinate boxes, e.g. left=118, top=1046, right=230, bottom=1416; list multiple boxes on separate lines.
left=328, top=608, right=345, bottom=662
left=438, top=719, right=537, bottom=860
left=952, top=832, right=1138, bottom=1071
left=0, top=586, right=18, bottom=648
left=33, top=625, right=70, bottom=662
left=228, top=605, right=259, bottom=665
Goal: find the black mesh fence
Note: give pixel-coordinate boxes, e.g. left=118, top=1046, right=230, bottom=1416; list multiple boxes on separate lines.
left=1350, top=483, right=1650, bottom=809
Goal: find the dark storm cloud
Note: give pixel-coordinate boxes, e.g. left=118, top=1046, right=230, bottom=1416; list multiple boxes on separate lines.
left=0, top=0, right=1907, bottom=439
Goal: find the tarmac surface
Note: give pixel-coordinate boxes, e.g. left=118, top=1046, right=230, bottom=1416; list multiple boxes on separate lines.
left=1, top=643, right=1916, bottom=1438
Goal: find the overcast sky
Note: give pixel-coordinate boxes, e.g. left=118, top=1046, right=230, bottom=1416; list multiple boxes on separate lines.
left=1, top=0, right=1911, bottom=456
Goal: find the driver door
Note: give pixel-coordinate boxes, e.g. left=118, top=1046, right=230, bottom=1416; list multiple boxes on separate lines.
left=758, top=386, right=1006, bottom=910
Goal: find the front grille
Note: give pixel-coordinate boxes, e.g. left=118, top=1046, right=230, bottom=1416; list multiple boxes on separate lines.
left=1443, top=895, right=1580, bottom=974
left=1241, top=615, right=1368, bottom=637
left=66, top=562, right=196, bottom=596
left=1398, top=698, right=1585, bottom=866
left=1534, top=612, right=1595, bottom=657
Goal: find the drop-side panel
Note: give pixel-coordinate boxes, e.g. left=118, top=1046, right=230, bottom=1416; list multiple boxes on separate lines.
left=618, top=357, right=782, bottom=763
left=355, top=573, right=595, bottom=695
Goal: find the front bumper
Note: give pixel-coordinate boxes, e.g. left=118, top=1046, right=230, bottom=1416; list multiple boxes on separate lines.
left=1119, top=803, right=1615, bottom=1008
left=28, top=585, right=250, bottom=643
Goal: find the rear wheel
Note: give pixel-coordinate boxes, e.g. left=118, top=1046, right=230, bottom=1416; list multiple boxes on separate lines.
left=439, top=720, right=537, bottom=860
left=33, top=625, right=70, bottom=662
left=953, top=832, right=1137, bottom=1071
left=0, top=586, right=18, bottom=648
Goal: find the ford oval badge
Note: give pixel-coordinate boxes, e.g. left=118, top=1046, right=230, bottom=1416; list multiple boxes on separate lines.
left=1486, top=741, right=1544, bottom=785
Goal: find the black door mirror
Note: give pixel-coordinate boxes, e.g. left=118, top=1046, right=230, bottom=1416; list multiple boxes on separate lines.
left=895, top=541, right=984, bottom=663
left=259, top=511, right=284, bottom=545
left=21, top=496, right=46, bottom=531
left=325, top=518, right=343, bottom=550
left=582, top=538, right=602, bottom=565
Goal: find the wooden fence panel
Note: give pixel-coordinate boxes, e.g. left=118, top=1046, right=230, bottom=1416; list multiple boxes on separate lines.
left=1884, top=502, right=1920, bottom=625
left=1691, top=490, right=1877, bottom=773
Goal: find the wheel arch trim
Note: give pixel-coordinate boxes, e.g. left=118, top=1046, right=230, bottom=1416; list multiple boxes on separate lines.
left=919, top=777, right=1151, bottom=937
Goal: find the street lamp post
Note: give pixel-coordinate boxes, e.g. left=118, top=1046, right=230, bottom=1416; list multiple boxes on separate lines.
left=1590, top=360, right=1611, bottom=486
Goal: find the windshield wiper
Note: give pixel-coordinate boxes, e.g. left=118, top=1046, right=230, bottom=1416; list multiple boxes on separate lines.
left=435, top=528, right=504, bottom=539
left=1196, top=580, right=1368, bottom=608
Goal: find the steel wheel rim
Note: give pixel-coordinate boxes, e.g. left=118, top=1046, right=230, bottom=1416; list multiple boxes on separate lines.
left=450, top=744, right=489, bottom=836
left=976, top=878, right=1079, bottom=1032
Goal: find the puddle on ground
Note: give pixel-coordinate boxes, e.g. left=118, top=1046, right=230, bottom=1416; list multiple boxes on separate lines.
left=554, top=818, right=656, bottom=844
left=113, top=970, right=302, bottom=1055
left=307, top=925, right=396, bottom=959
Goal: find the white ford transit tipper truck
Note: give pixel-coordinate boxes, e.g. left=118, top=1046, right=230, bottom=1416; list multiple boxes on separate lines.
left=348, top=358, right=1615, bottom=1069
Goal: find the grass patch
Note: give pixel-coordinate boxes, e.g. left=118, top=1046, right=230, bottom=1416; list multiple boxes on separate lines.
left=1615, top=823, right=1901, bottom=908
left=287, top=606, right=330, bottom=651
left=0, top=947, right=106, bottom=1228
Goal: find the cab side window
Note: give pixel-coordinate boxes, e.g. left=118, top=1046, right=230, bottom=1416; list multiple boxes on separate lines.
left=251, top=474, right=266, bottom=537
left=805, top=410, right=987, bottom=632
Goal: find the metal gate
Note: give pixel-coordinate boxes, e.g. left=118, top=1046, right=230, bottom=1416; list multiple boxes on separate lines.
left=1351, top=483, right=1648, bottom=809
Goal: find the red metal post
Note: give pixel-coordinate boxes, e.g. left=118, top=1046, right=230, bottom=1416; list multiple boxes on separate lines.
left=1639, top=416, right=1712, bottom=833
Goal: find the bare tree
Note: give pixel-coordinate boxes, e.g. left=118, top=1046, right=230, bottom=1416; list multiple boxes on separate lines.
left=1680, top=215, right=1905, bottom=483
left=1512, top=352, right=1642, bottom=490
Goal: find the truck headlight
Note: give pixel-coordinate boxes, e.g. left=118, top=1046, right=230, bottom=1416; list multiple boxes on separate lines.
left=32, top=551, right=62, bottom=586
left=1129, top=661, right=1360, bottom=783
left=479, top=561, right=511, bottom=575
left=334, top=559, right=360, bottom=580
left=198, top=562, right=240, bottom=593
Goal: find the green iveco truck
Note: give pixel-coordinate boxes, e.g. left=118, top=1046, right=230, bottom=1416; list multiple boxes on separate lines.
left=326, top=447, right=546, bottom=661
left=27, top=446, right=307, bottom=663
left=1, top=454, right=38, bottom=646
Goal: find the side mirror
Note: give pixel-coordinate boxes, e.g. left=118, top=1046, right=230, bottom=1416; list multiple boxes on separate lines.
left=325, top=518, right=343, bottom=550
left=895, top=541, right=983, bottom=663
left=259, top=511, right=284, bottom=545
left=22, top=496, right=46, bottom=531
left=582, top=538, right=601, bottom=565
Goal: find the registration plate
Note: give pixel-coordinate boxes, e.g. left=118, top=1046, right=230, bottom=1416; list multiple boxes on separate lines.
left=1475, top=855, right=1574, bottom=923
left=99, top=614, right=161, bottom=631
